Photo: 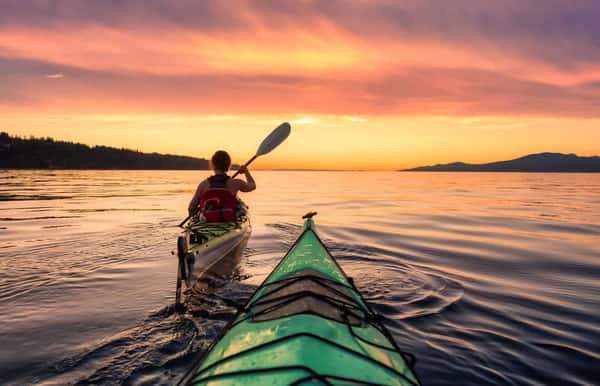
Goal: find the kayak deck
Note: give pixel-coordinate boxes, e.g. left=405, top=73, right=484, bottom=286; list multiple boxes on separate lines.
left=186, top=220, right=249, bottom=254
left=182, top=217, right=420, bottom=386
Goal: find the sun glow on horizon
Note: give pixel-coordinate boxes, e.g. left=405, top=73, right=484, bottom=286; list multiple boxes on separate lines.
left=3, top=113, right=600, bottom=170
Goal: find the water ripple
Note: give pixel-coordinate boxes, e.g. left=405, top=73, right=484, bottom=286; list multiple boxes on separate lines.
left=1, top=170, right=599, bottom=386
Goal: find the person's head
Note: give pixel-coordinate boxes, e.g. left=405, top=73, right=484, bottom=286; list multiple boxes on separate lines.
left=211, top=150, right=231, bottom=173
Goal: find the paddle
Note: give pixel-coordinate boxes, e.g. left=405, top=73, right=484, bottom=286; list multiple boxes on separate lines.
left=174, top=236, right=187, bottom=313
left=178, top=122, right=291, bottom=228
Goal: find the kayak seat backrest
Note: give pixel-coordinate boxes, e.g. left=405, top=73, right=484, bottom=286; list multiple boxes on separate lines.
left=199, top=189, right=238, bottom=222
left=250, top=269, right=366, bottom=326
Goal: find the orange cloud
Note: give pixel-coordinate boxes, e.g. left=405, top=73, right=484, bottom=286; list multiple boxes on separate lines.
left=4, top=24, right=600, bottom=89
left=0, top=25, right=368, bottom=77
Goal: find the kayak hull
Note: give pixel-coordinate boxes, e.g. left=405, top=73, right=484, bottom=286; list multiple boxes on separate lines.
left=182, top=216, right=251, bottom=289
left=180, top=217, right=420, bottom=386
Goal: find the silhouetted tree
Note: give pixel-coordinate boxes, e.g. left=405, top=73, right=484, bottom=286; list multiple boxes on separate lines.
left=0, top=132, right=209, bottom=170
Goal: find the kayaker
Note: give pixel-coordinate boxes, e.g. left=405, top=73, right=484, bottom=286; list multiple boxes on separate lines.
left=187, top=150, right=256, bottom=219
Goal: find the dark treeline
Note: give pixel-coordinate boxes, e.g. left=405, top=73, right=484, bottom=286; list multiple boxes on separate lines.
left=0, top=132, right=209, bottom=170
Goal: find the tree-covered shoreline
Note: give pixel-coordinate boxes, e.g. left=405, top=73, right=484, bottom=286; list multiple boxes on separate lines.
left=0, top=132, right=209, bottom=170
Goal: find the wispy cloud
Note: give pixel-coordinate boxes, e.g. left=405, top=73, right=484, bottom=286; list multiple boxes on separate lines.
left=343, top=116, right=368, bottom=123
left=290, top=117, right=319, bottom=125
left=0, top=1, right=599, bottom=119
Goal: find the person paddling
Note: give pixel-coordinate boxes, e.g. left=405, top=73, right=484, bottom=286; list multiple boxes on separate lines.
left=188, top=150, right=256, bottom=221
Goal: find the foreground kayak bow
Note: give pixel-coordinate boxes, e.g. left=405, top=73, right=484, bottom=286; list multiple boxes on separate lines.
left=180, top=212, right=421, bottom=385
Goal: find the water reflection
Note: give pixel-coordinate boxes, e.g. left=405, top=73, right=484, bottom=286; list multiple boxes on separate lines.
left=0, top=170, right=598, bottom=385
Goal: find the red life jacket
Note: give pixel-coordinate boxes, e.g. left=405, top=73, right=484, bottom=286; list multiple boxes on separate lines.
left=198, top=174, right=238, bottom=222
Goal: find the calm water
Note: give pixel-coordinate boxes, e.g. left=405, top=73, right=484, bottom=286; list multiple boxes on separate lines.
left=1, top=170, right=599, bottom=385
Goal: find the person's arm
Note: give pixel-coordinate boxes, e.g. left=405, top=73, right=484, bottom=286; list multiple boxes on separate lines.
left=188, top=181, right=207, bottom=215
left=235, top=166, right=256, bottom=192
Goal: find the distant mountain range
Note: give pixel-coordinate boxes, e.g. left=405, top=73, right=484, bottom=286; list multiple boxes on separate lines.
left=0, top=132, right=209, bottom=170
left=404, top=153, right=600, bottom=172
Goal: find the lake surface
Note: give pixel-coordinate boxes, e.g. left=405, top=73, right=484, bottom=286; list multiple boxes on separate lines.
left=1, top=170, right=599, bottom=385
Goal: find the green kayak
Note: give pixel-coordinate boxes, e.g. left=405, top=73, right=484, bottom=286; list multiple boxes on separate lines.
left=180, top=213, right=421, bottom=385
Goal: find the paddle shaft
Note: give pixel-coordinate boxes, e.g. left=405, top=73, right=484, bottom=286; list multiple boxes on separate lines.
left=230, top=155, right=257, bottom=179
left=175, top=257, right=183, bottom=310
left=175, top=236, right=187, bottom=312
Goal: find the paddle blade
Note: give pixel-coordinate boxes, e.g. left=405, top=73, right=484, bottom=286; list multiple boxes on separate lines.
left=256, top=122, right=291, bottom=156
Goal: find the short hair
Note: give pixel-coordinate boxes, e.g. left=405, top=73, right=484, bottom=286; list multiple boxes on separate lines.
left=211, top=150, right=231, bottom=172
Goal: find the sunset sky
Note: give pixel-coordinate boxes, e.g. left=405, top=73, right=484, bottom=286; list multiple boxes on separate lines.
left=1, top=1, right=599, bottom=169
